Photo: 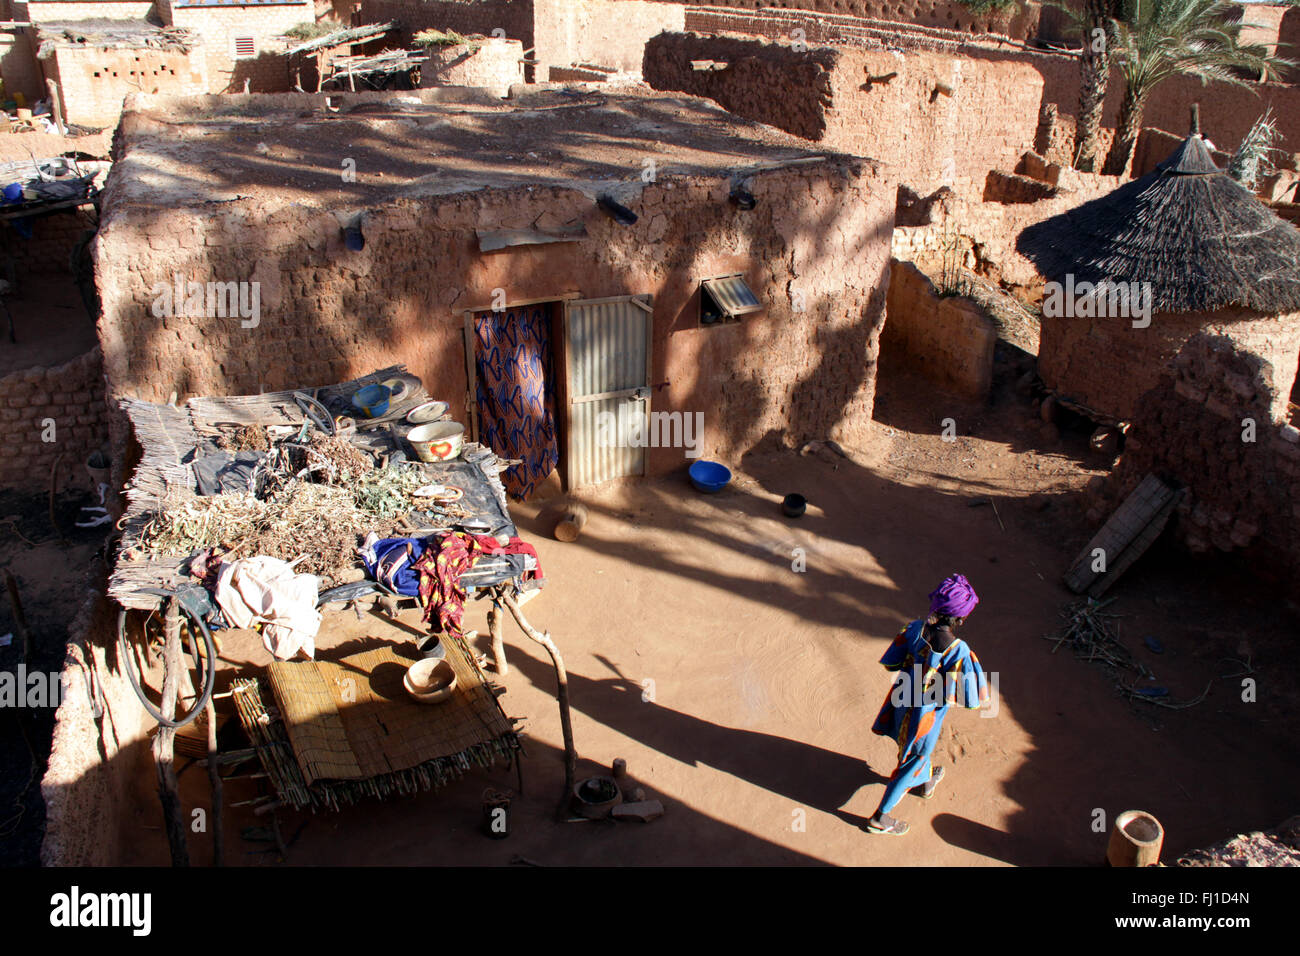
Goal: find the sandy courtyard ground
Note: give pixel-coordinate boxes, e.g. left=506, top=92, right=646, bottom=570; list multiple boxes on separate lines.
left=111, top=363, right=1300, bottom=867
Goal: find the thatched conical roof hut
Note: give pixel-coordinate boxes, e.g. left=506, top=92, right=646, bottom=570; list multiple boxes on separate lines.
left=1019, top=134, right=1300, bottom=314
left=1016, top=133, right=1300, bottom=422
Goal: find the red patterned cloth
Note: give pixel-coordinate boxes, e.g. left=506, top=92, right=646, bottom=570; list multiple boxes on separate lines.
left=411, top=533, right=543, bottom=635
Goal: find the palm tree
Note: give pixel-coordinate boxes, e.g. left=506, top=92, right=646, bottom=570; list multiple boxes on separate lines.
left=1074, top=0, right=1122, bottom=172
left=1100, top=0, right=1290, bottom=177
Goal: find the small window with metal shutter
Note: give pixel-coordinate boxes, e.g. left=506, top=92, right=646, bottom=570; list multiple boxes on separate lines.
left=233, top=37, right=256, bottom=59
left=699, top=274, right=762, bottom=327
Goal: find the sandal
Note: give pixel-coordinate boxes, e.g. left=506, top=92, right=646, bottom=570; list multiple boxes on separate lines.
left=865, top=815, right=910, bottom=836
left=913, top=766, right=945, bottom=800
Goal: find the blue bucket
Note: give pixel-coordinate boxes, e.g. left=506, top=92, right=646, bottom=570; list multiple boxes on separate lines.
left=689, top=460, right=731, bottom=493
left=352, top=384, right=392, bottom=419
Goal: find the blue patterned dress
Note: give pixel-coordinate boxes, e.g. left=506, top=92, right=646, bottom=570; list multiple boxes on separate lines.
left=871, top=620, right=988, bottom=814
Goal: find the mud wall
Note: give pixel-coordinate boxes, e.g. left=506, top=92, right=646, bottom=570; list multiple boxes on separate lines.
left=40, top=588, right=155, bottom=866
left=1280, top=8, right=1300, bottom=85
left=682, top=0, right=1044, bottom=42
left=356, top=0, right=682, bottom=78
left=94, top=159, right=895, bottom=474
left=644, top=32, right=1043, bottom=199
left=882, top=259, right=995, bottom=400
left=1109, top=332, right=1300, bottom=593
left=355, top=0, right=537, bottom=61
left=420, top=38, right=524, bottom=96
left=0, top=207, right=96, bottom=275
left=168, top=3, right=303, bottom=95
left=889, top=163, right=1118, bottom=293
left=674, top=8, right=1300, bottom=158
left=533, top=0, right=685, bottom=76
left=0, top=346, right=110, bottom=493
left=1038, top=307, right=1300, bottom=423
left=39, top=42, right=210, bottom=130
left=0, top=24, right=44, bottom=103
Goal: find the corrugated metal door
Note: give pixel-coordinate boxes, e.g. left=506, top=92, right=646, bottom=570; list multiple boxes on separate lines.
left=564, top=295, right=653, bottom=489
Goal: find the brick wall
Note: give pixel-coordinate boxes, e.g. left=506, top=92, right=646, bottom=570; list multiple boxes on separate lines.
left=677, top=6, right=1300, bottom=160
left=1108, top=331, right=1300, bottom=594
left=532, top=0, right=684, bottom=77
left=356, top=0, right=536, bottom=53
left=420, top=37, right=523, bottom=95
left=1279, top=8, right=1300, bottom=85
left=644, top=32, right=1044, bottom=200
left=681, top=0, right=1044, bottom=42
left=0, top=207, right=96, bottom=274
left=19, top=0, right=155, bottom=19
left=882, top=259, right=995, bottom=400
left=353, top=0, right=681, bottom=80
left=95, top=150, right=894, bottom=472
left=889, top=161, right=1118, bottom=293
left=1039, top=307, right=1300, bottom=424
left=1229, top=2, right=1288, bottom=59
left=0, top=27, right=46, bottom=102
left=169, top=3, right=308, bottom=92
left=0, top=346, right=110, bottom=493
left=41, top=43, right=208, bottom=128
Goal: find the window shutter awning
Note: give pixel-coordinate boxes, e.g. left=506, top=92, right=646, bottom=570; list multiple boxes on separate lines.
left=701, top=275, right=762, bottom=318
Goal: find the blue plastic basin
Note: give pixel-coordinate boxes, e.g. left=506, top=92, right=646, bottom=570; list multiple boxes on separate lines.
left=353, top=384, right=392, bottom=419
left=689, top=460, right=731, bottom=493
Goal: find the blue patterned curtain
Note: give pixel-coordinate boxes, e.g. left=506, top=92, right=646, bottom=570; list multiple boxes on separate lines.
left=473, top=304, right=560, bottom=499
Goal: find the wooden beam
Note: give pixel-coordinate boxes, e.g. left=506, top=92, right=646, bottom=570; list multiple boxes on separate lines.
left=501, top=592, right=576, bottom=819
left=153, top=598, right=190, bottom=867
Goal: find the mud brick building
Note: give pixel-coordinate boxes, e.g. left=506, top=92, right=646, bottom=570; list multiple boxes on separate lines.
left=1022, top=133, right=1300, bottom=592
left=1018, top=134, right=1300, bottom=425
left=94, top=87, right=897, bottom=488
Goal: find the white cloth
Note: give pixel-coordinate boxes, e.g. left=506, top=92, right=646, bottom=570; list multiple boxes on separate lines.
left=214, top=557, right=322, bottom=660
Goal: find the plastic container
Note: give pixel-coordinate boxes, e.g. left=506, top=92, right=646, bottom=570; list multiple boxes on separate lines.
left=688, top=460, right=731, bottom=493
left=352, top=384, right=391, bottom=419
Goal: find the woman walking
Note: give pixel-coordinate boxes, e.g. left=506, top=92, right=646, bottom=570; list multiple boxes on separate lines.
left=866, top=573, right=989, bottom=836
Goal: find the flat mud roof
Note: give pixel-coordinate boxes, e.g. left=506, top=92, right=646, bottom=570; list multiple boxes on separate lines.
left=109, top=87, right=857, bottom=210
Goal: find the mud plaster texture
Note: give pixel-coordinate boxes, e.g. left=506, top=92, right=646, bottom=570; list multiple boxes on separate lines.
left=889, top=163, right=1118, bottom=294
left=40, top=588, right=153, bottom=867
left=354, top=0, right=683, bottom=81
left=1038, top=307, right=1300, bottom=426
left=667, top=10, right=1300, bottom=160
left=95, top=88, right=895, bottom=479
left=1106, top=332, right=1300, bottom=595
left=883, top=259, right=995, bottom=401
left=420, top=38, right=524, bottom=97
left=645, top=31, right=1043, bottom=201
left=682, top=0, right=1044, bottom=42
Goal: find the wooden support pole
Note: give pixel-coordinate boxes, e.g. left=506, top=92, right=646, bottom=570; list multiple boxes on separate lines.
left=3, top=569, right=31, bottom=663
left=205, top=693, right=223, bottom=867
left=501, top=593, right=575, bottom=818
left=45, top=78, right=67, bottom=139
left=153, top=598, right=190, bottom=867
left=487, top=601, right=507, bottom=676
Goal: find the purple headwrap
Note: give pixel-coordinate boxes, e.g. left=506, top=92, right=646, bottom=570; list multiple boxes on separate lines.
left=929, top=573, right=979, bottom=618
